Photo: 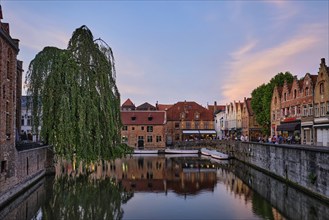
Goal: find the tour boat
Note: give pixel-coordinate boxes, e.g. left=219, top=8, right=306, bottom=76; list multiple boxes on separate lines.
left=201, top=148, right=229, bottom=160
left=164, top=148, right=199, bottom=154
left=133, top=149, right=159, bottom=154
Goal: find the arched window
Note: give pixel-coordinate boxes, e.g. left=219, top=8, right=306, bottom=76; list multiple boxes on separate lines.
left=320, top=83, right=324, bottom=94
left=305, top=87, right=309, bottom=96
left=294, top=89, right=297, bottom=99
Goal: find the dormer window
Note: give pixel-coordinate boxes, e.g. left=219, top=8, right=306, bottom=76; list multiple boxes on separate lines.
left=294, top=89, right=297, bottom=99
left=131, top=116, right=136, bottom=121
left=148, top=115, right=153, bottom=121
left=180, top=112, right=185, bottom=120
left=194, top=112, right=200, bottom=120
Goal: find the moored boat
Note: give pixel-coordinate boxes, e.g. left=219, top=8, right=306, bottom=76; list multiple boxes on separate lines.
left=164, top=149, right=199, bottom=154
left=133, top=149, right=159, bottom=154
left=201, top=148, right=229, bottom=160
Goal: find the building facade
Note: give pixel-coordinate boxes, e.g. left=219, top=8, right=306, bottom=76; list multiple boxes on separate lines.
left=165, top=101, right=215, bottom=145
left=0, top=4, right=21, bottom=188
left=242, top=97, right=261, bottom=141
left=121, top=99, right=166, bottom=149
left=313, top=58, right=329, bottom=146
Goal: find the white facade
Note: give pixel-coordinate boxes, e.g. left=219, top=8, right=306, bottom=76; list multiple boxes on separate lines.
left=214, top=110, right=226, bottom=139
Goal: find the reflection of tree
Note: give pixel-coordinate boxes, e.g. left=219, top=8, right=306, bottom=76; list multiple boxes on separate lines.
left=42, top=175, right=133, bottom=220
left=251, top=192, right=275, bottom=220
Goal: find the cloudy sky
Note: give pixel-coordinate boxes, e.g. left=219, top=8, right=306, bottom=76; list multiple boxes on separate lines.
left=2, top=1, right=328, bottom=107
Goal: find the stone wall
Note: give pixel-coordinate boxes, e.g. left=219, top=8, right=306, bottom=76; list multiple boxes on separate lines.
left=174, top=139, right=329, bottom=201
left=0, top=145, right=54, bottom=209
left=231, top=141, right=329, bottom=201
left=233, top=160, right=329, bottom=220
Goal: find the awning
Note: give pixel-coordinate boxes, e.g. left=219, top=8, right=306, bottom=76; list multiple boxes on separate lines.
left=276, top=122, right=301, bottom=131
left=182, top=130, right=199, bottom=134
left=182, top=130, right=216, bottom=134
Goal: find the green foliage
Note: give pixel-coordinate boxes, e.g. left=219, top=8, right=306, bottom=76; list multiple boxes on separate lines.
left=251, top=72, right=294, bottom=135
left=25, top=25, right=123, bottom=162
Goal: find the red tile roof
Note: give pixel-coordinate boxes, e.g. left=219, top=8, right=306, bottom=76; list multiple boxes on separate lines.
left=121, top=111, right=166, bottom=125
left=166, top=101, right=213, bottom=121
left=136, top=102, right=156, bottom=110
left=156, top=104, right=173, bottom=111
left=208, top=104, right=225, bottom=113
left=122, top=98, right=135, bottom=107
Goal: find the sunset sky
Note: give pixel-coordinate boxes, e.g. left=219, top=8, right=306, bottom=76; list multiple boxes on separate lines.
left=2, top=1, right=328, bottom=107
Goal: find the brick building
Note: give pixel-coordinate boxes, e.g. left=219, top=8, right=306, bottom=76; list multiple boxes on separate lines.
left=241, top=97, right=261, bottom=141
left=165, top=101, right=215, bottom=144
left=121, top=99, right=166, bottom=149
left=314, top=58, right=329, bottom=146
left=0, top=4, right=21, bottom=186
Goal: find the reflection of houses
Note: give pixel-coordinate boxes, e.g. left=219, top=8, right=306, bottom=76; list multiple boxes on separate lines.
left=242, top=97, right=261, bottom=141
left=165, top=101, right=215, bottom=145
left=57, top=156, right=221, bottom=195
left=314, top=59, right=329, bottom=146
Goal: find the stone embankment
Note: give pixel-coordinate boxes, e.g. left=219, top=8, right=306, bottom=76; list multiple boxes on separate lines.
left=175, top=140, right=329, bottom=202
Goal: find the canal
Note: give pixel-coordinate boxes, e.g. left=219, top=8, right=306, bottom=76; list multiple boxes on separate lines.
left=1, top=154, right=329, bottom=220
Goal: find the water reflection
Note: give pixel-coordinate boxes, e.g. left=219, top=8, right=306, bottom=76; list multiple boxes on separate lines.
left=1, top=155, right=328, bottom=219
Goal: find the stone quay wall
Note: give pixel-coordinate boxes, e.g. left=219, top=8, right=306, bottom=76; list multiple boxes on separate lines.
left=175, top=140, right=329, bottom=201
left=0, top=145, right=54, bottom=209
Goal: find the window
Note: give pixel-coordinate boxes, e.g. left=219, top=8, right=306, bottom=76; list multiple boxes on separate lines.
left=294, top=89, right=297, bottom=98
left=320, top=103, right=325, bottom=116
left=186, top=122, right=191, bottom=129
left=148, top=116, right=153, bottom=121
left=314, top=104, right=319, bottom=117
left=131, top=116, right=136, bottom=121
left=175, top=134, right=180, bottom=140
left=305, top=87, right=309, bottom=96
left=195, top=112, right=200, bottom=120
left=132, top=127, right=135, bottom=130
left=272, top=111, right=276, bottom=120
left=320, top=83, right=325, bottom=94
left=297, top=106, right=301, bottom=115
left=204, top=122, right=209, bottom=129
left=195, top=121, right=200, bottom=129
left=284, top=93, right=287, bottom=101
left=27, top=115, right=32, bottom=126
left=122, top=126, right=127, bottom=131
left=303, top=105, right=308, bottom=116
left=1, top=161, right=7, bottom=173
left=147, top=136, right=152, bottom=142
left=141, top=126, right=144, bottom=130
left=309, top=104, right=313, bottom=116
left=121, top=136, right=128, bottom=142
left=291, top=106, right=295, bottom=116
left=175, top=122, right=180, bottom=129
left=147, top=126, right=153, bottom=132
left=180, top=112, right=185, bottom=120
left=21, top=116, right=25, bottom=126
left=156, top=136, right=162, bottom=142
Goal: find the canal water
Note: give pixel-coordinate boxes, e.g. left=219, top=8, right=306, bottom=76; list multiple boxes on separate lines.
left=1, top=154, right=329, bottom=220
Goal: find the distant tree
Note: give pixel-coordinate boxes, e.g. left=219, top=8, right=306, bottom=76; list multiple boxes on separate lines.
left=25, top=25, right=129, bottom=162
left=251, top=72, right=294, bottom=135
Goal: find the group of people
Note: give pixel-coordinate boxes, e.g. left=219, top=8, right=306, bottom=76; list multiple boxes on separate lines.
left=258, top=134, right=301, bottom=144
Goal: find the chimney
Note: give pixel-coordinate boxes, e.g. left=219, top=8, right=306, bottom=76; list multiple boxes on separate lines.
left=0, top=5, right=3, bottom=20
left=321, top=58, right=326, bottom=65
left=214, top=101, right=217, bottom=113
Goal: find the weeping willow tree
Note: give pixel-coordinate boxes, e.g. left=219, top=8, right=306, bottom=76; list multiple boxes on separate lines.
left=25, top=25, right=128, bottom=162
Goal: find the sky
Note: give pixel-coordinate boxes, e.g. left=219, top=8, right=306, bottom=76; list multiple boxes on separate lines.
left=1, top=0, right=328, bottom=107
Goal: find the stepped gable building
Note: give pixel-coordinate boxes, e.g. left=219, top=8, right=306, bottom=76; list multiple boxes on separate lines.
left=120, top=99, right=166, bottom=149
left=165, top=101, right=215, bottom=145
left=241, top=97, right=261, bottom=141
left=314, top=58, right=329, bottom=146
left=271, top=58, right=327, bottom=146
left=225, top=101, right=243, bottom=139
